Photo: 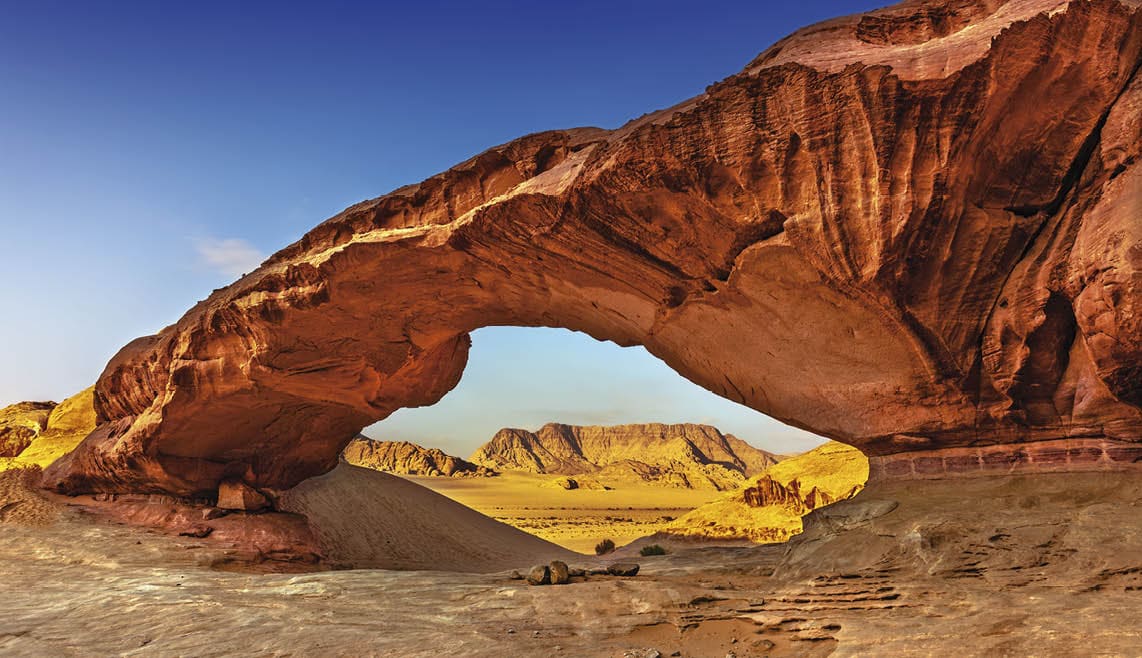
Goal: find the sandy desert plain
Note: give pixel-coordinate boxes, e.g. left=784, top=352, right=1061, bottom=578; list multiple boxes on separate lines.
left=403, top=471, right=719, bottom=553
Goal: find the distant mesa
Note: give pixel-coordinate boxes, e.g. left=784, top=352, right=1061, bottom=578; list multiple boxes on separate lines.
left=469, top=422, right=780, bottom=490
left=342, top=437, right=497, bottom=478
left=660, top=441, right=868, bottom=543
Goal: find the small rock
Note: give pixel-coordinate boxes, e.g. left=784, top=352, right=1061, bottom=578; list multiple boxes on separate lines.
left=607, top=562, right=640, bottom=577
left=549, top=560, right=570, bottom=585
left=178, top=526, right=213, bottom=538
left=201, top=507, right=228, bottom=521
left=671, top=652, right=682, bottom=657
left=526, top=564, right=551, bottom=585
left=216, top=481, right=269, bottom=511
left=588, top=567, right=609, bottom=576
left=568, top=567, right=586, bottom=577
left=508, top=570, right=523, bottom=580
left=506, top=628, right=515, bottom=634
left=532, top=630, right=540, bottom=638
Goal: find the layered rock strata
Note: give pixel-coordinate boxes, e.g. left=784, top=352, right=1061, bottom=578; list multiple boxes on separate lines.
left=42, top=0, right=1142, bottom=498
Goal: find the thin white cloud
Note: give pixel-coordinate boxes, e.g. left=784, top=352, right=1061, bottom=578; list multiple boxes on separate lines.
left=194, top=237, right=266, bottom=277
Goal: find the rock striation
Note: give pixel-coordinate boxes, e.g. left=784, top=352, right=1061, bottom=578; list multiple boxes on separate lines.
left=469, top=422, right=778, bottom=490
left=342, top=437, right=496, bottom=477
left=41, top=0, right=1142, bottom=498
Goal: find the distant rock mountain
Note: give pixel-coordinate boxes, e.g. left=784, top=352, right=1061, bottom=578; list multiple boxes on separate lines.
left=469, top=423, right=779, bottom=490
left=342, top=437, right=496, bottom=478
left=659, top=441, right=867, bottom=543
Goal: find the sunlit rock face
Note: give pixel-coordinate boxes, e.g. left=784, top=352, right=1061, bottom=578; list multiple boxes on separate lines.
left=469, top=422, right=779, bottom=490
left=43, top=0, right=1142, bottom=497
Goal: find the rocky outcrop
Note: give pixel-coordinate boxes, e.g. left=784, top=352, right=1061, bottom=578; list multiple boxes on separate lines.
left=661, top=442, right=868, bottom=543
left=41, top=0, right=1142, bottom=498
left=469, top=423, right=779, bottom=490
left=342, top=437, right=496, bottom=477
left=0, top=402, right=54, bottom=459
left=1, top=389, right=96, bottom=470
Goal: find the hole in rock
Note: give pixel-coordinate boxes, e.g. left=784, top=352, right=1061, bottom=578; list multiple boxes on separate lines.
left=352, top=327, right=852, bottom=553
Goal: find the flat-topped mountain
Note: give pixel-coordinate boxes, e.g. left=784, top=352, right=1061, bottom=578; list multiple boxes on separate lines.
left=469, top=422, right=779, bottom=490
left=342, top=437, right=496, bottom=478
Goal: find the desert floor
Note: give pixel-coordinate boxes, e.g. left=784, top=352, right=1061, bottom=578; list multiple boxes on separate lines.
left=403, top=472, right=722, bottom=553
left=3, top=469, right=1141, bottom=656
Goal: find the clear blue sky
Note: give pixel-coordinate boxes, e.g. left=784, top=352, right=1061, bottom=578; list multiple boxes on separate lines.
left=0, top=0, right=885, bottom=455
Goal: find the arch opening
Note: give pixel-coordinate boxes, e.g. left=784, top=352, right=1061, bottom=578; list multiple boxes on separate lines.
left=349, top=326, right=847, bottom=552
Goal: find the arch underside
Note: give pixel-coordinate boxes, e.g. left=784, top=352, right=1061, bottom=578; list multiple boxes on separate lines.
left=44, top=0, right=1142, bottom=498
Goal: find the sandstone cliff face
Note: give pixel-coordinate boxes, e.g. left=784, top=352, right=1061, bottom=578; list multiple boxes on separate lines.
left=342, top=437, right=496, bottom=477
left=468, top=422, right=778, bottom=490
left=42, top=0, right=1142, bottom=497
left=662, top=441, right=868, bottom=543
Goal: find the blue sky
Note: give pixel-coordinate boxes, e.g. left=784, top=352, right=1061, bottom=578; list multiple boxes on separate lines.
left=0, top=0, right=885, bottom=455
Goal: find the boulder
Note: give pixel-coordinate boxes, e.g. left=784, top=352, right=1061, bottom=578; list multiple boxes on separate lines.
left=607, top=563, right=640, bottom=577
left=549, top=560, right=570, bottom=585
left=216, top=481, right=270, bottom=512
left=526, top=565, right=551, bottom=586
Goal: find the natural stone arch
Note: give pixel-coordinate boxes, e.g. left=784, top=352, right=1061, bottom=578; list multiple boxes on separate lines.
left=44, top=0, right=1142, bottom=498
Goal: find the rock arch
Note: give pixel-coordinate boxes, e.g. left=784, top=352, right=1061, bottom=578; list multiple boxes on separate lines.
left=44, top=0, right=1142, bottom=498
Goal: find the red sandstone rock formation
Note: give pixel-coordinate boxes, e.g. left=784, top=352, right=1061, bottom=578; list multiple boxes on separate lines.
left=43, top=0, right=1142, bottom=498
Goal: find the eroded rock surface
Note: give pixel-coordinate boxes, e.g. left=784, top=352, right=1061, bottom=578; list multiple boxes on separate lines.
left=43, top=0, right=1142, bottom=497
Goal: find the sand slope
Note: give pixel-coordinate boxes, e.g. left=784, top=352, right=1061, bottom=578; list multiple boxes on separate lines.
left=278, top=464, right=574, bottom=572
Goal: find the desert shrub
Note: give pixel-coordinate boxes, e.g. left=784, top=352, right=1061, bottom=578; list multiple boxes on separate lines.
left=595, top=538, right=616, bottom=555
left=639, top=544, right=667, bottom=556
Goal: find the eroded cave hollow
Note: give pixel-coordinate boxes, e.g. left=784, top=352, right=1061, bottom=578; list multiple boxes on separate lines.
left=44, top=0, right=1142, bottom=498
